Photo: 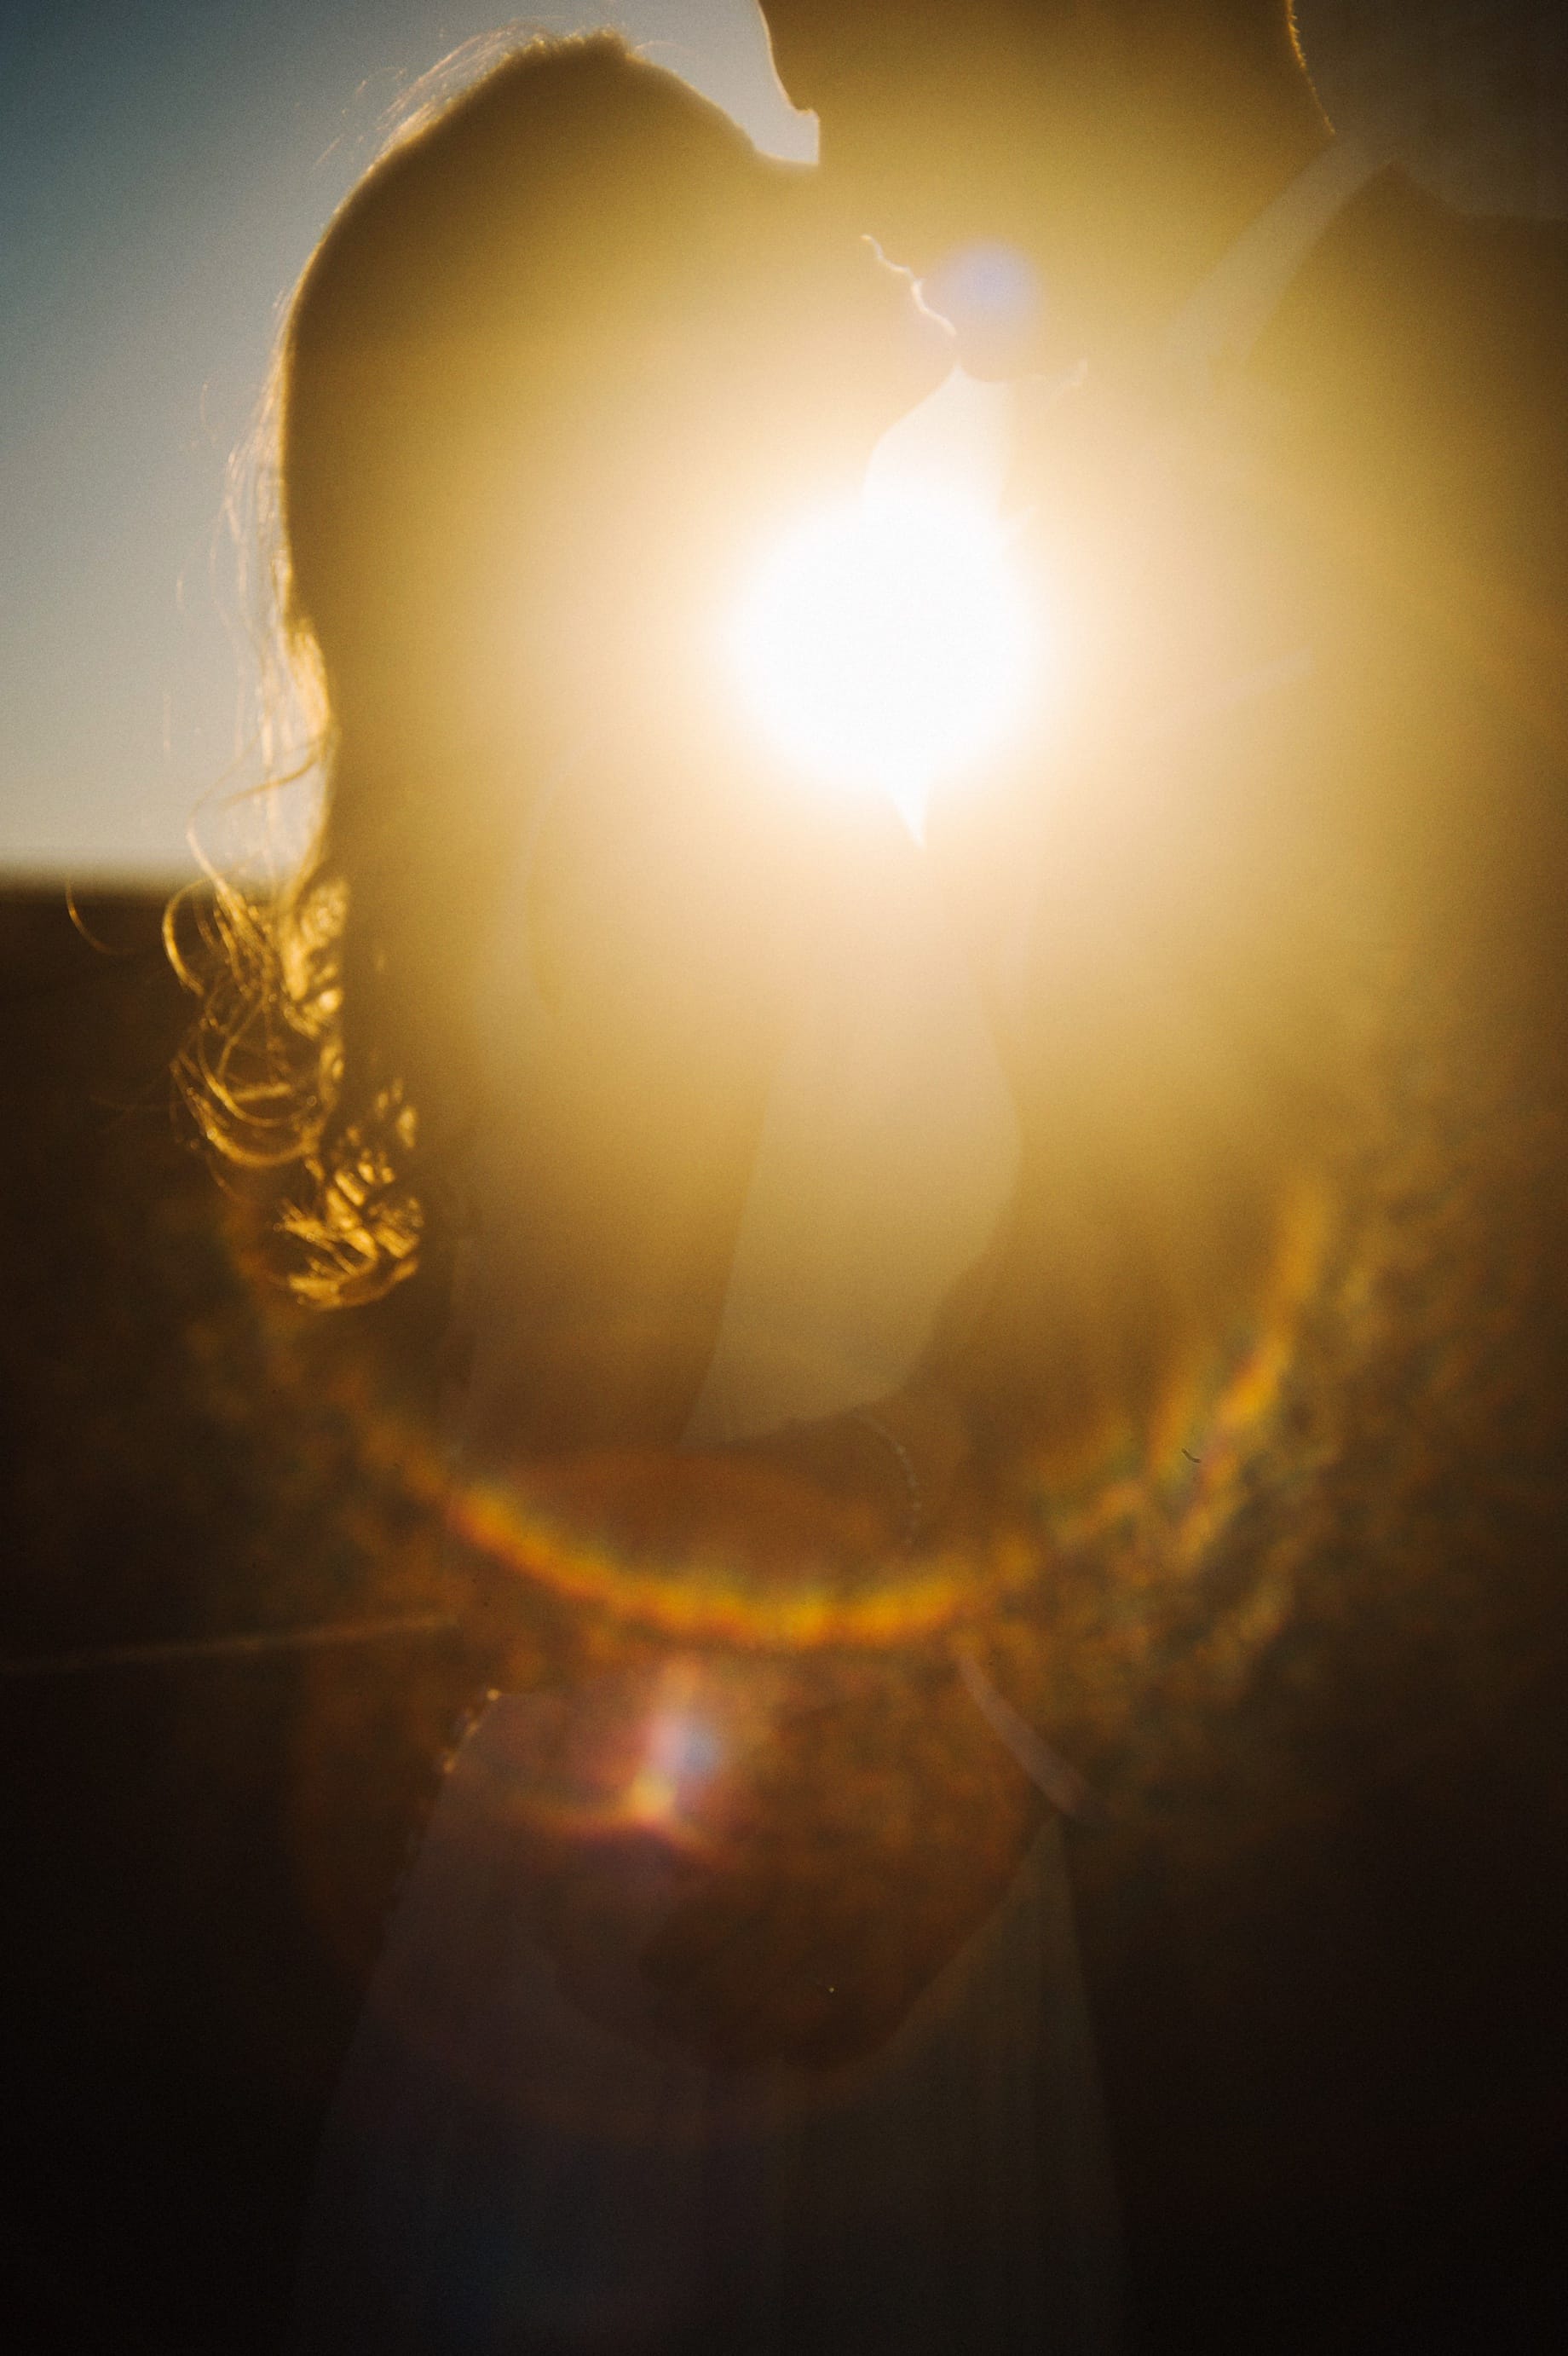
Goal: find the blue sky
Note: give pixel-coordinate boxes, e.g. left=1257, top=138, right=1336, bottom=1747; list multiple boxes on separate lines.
left=0, top=3, right=810, bottom=881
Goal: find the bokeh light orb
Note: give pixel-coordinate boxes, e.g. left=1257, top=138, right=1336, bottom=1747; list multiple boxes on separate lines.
left=921, top=241, right=1043, bottom=376
left=729, top=483, right=1040, bottom=829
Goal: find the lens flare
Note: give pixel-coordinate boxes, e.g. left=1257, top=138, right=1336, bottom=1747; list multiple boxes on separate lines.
left=729, top=482, right=1041, bottom=834
left=626, top=1703, right=723, bottom=1828
left=920, top=243, right=1043, bottom=376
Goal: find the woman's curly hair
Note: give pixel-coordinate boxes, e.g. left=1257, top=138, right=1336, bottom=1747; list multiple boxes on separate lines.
left=167, top=856, right=424, bottom=1308
left=168, top=31, right=713, bottom=1308
left=163, top=287, right=437, bottom=1311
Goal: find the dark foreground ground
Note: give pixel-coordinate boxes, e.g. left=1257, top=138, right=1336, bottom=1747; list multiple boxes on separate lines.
left=2, top=885, right=1565, bottom=2354
left=1, top=887, right=477, bottom=2356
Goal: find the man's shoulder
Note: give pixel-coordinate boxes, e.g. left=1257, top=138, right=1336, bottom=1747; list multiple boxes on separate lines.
left=1253, top=171, right=1568, bottom=583
left=1259, top=167, right=1568, bottom=400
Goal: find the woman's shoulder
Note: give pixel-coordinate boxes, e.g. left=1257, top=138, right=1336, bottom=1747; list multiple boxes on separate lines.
left=457, top=734, right=835, bottom=1452
left=522, top=729, right=826, bottom=1038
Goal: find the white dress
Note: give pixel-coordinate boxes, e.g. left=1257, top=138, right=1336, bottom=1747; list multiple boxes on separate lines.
left=289, top=782, right=1126, bottom=2354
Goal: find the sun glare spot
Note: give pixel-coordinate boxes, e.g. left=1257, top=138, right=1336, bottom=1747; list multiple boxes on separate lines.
left=729, top=480, right=1041, bottom=837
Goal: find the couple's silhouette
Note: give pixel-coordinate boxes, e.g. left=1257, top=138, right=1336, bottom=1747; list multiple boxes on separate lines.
left=182, top=6, right=1568, bottom=2351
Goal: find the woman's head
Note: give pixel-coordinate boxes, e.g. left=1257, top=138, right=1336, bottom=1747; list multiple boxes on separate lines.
left=180, top=32, right=938, bottom=1303
left=283, top=31, right=936, bottom=762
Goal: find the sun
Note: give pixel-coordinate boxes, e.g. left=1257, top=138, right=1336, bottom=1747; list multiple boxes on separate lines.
left=729, top=474, right=1041, bottom=838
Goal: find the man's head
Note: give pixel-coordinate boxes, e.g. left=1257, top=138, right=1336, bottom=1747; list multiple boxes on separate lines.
left=760, top=2, right=1325, bottom=353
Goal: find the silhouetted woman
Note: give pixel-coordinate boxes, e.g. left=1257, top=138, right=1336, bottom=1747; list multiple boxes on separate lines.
left=177, top=33, right=1124, bottom=2354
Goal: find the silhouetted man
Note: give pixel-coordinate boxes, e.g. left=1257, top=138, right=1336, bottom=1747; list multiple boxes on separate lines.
left=758, top=4, right=1568, bottom=2349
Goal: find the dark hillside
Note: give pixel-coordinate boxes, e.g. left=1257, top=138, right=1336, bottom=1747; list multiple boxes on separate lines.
left=0, top=887, right=474, bottom=2356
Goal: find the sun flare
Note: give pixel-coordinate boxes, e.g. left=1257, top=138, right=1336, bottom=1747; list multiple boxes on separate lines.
left=729, top=478, right=1041, bottom=835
